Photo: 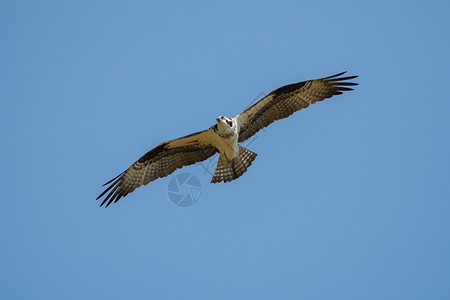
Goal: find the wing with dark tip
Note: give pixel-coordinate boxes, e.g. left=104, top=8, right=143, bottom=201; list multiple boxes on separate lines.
left=235, top=72, right=358, bottom=142
left=97, top=128, right=218, bottom=207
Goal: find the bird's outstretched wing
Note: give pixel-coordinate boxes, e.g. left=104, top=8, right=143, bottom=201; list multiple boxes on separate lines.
left=235, top=72, right=358, bottom=142
left=97, top=128, right=218, bottom=207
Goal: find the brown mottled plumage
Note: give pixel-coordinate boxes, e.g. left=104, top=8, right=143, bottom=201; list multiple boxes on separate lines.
left=236, top=72, right=358, bottom=142
left=97, top=72, right=358, bottom=207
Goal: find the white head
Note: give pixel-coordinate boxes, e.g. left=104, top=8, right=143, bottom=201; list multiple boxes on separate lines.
left=216, top=116, right=235, bottom=135
left=216, top=116, right=233, bottom=127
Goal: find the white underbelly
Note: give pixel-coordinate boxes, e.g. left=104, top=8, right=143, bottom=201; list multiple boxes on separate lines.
left=212, top=134, right=239, bottom=163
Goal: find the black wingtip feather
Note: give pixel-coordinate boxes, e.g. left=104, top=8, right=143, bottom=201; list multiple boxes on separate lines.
left=327, top=75, right=358, bottom=82
left=335, top=87, right=354, bottom=91
left=323, top=71, right=347, bottom=79
left=324, top=73, right=358, bottom=93
left=102, top=172, right=124, bottom=186
left=97, top=176, right=122, bottom=200
left=100, top=183, right=120, bottom=207
left=109, top=191, right=124, bottom=207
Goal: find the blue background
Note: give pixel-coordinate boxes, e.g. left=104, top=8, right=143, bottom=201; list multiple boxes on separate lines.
left=2, top=1, right=449, bottom=299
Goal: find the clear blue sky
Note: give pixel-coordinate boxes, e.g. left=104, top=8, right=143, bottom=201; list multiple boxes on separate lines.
left=1, top=1, right=449, bottom=299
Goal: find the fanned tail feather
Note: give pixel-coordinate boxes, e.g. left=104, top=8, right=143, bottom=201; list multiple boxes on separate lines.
left=211, top=146, right=257, bottom=183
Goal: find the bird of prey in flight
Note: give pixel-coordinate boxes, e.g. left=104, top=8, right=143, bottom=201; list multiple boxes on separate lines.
left=97, top=72, right=358, bottom=207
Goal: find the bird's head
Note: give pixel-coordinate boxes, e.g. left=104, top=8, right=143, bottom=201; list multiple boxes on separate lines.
left=216, top=116, right=233, bottom=128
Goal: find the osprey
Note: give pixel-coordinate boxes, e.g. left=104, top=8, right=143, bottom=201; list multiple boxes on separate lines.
left=97, top=72, right=358, bottom=207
